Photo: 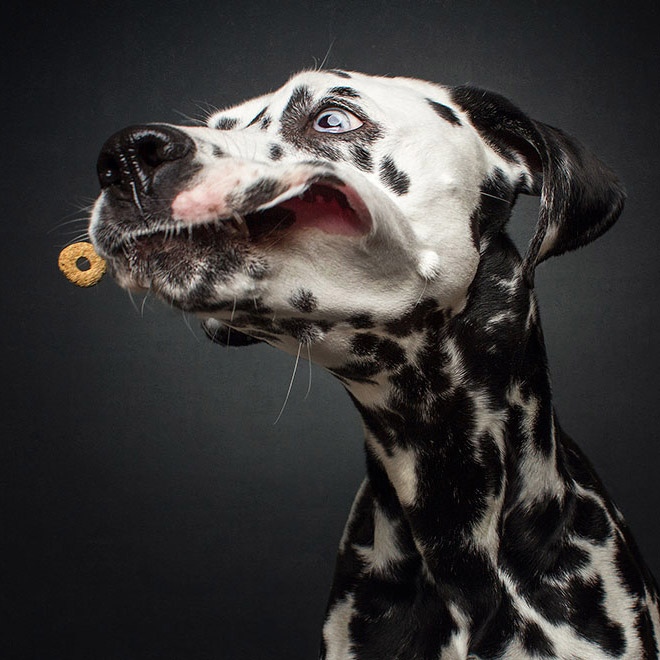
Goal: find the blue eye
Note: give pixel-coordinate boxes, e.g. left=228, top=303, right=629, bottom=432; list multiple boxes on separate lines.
left=313, top=108, right=363, bottom=133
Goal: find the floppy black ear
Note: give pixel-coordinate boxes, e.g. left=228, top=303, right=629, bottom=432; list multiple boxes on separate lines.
left=451, top=86, right=625, bottom=287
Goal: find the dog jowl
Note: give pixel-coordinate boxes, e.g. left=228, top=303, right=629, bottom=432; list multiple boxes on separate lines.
left=89, top=70, right=659, bottom=659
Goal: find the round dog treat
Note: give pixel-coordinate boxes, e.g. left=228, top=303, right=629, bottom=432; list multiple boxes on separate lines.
left=58, top=242, right=107, bottom=287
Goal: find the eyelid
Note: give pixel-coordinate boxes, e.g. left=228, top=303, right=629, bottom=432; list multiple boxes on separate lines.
left=313, top=107, right=363, bottom=133
left=315, top=99, right=366, bottom=121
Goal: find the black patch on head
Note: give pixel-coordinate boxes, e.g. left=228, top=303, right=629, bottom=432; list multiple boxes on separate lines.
left=269, top=144, right=284, bottom=161
left=328, top=69, right=352, bottom=78
left=282, top=85, right=314, bottom=122
left=427, top=99, right=462, bottom=126
left=214, top=117, right=238, bottom=130
left=520, top=621, right=555, bottom=657
left=348, top=313, right=375, bottom=329
left=279, top=84, right=382, bottom=159
left=328, top=86, right=360, bottom=98
left=212, top=145, right=225, bottom=158
left=289, top=289, right=318, bottom=313
left=379, top=157, right=410, bottom=195
left=247, top=107, right=268, bottom=128
left=302, top=159, right=333, bottom=168
left=350, top=145, right=373, bottom=172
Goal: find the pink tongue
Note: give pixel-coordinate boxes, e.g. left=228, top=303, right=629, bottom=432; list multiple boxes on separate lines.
left=279, top=195, right=368, bottom=236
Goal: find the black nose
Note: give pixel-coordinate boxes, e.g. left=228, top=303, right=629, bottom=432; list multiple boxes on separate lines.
left=97, top=124, right=195, bottom=198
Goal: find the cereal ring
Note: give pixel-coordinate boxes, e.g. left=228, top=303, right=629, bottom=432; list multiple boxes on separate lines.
left=58, top=242, right=107, bottom=287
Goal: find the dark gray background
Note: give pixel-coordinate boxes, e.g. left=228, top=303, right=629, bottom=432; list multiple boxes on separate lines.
left=2, top=1, right=659, bottom=658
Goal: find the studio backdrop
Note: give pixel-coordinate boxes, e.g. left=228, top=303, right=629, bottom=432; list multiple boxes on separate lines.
left=2, top=1, right=659, bottom=658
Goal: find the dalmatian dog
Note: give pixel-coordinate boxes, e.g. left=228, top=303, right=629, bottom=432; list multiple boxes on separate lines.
left=89, top=70, right=659, bottom=659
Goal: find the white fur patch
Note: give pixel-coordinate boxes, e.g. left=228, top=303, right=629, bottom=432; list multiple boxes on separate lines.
left=323, top=594, right=357, bottom=660
left=367, top=433, right=418, bottom=508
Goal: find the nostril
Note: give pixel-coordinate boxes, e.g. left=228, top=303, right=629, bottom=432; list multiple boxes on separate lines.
left=138, top=136, right=168, bottom=169
left=97, top=153, right=122, bottom=188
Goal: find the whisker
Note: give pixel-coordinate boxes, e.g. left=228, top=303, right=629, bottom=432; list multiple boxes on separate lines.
left=47, top=217, right=89, bottom=233
left=317, top=38, right=336, bottom=71
left=479, top=191, right=511, bottom=203
left=127, top=290, right=140, bottom=315
left=182, top=312, right=200, bottom=342
left=414, top=278, right=428, bottom=306
left=140, top=291, right=150, bottom=317
left=226, top=297, right=237, bottom=349
left=273, top=341, right=302, bottom=425
left=305, top=342, right=313, bottom=400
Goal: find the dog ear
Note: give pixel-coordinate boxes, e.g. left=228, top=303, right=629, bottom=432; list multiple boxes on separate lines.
left=451, top=86, right=625, bottom=287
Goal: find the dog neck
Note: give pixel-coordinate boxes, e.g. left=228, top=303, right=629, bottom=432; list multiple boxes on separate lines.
left=330, top=233, right=569, bottom=622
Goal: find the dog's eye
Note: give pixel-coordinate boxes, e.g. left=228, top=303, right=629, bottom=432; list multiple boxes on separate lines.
left=313, top=108, right=363, bottom=133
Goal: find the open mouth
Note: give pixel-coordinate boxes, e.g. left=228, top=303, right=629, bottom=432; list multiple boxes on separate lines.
left=115, top=180, right=371, bottom=260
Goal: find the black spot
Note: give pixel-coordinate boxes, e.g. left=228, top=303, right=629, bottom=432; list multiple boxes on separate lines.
left=315, top=319, right=335, bottom=333
left=520, top=621, right=555, bottom=657
left=348, top=313, right=374, bottom=329
left=350, top=333, right=406, bottom=371
left=636, top=608, right=660, bottom=659
left=385, top=298, right=439, bottom=337
left=328, top=86, right=360, bottom=98
left=302, top=159, right=332, bottom=168
left=470, top=212, right=480, bottom=249
left=350, top=332, right=379, bottom=357
left=240, top=178, right=284, bottom=209
left=567, top=578, right=626, bottom=655
left=469, top=168, right=515, bottom=240
left=573, top=495, right=612, bottom=545
left=269, top=144, right=284, bottom=161
left=247, top=107, right=268, bottom=128
left=379, top=156, right=410, bottom=195
left=289, top=289, right=318, bottom=313
left=260, top=114, right=272, bottom=130
left=478, top=434, right=504, bottom=498
left=212, top=145, right=224, bottom=158
left=613, top=532, right=649, bottom=600
left=278, top=318, right=323, bottom=343
left=350, top=145, right=373, bottom=172
left=282, top=85, right=313, bottom=121
left=214, top=117, right=238, bottom=130
left=427, top=99, right=462, bottom=126
left=327, top=69, right=352, bottom=78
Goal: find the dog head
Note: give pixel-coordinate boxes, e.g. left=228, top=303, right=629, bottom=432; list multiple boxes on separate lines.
left=89, top=70, right=623, bottom=359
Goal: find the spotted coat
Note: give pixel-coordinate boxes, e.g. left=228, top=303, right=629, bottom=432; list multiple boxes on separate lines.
left=90, top=69, right=659, bottom=659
